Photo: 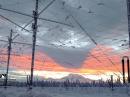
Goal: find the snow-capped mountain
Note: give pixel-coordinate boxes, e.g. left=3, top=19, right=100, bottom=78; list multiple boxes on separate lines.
left=44, top=74, right=93, bottom=83
left=61, top=74, right=93, bottom=83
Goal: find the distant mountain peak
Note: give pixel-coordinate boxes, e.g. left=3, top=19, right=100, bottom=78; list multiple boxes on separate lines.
left=61, top=74, right=92, bottom=83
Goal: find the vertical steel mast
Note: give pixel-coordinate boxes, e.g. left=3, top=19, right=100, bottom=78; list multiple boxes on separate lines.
left=126, top=0, right=130, bottom=48
left=30, top=0, right=39, bottom=86
left=122, top=56, right=130, bottom=84
left=4, top=29, right=13, bottom=88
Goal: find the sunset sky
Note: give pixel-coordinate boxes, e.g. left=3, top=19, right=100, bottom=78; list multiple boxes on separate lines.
left=0, top=0, right=129, bottom=81
left=0, top=44, right=129, bottom=81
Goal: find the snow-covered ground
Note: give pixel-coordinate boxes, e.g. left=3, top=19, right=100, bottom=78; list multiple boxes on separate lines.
left=0, top=87, right=129, bottom=97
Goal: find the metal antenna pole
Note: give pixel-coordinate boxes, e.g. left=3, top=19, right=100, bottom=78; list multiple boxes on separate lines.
left=127, top=58, right=130, bottom=83
left=122, top=58, right=126, bottom=84
left=4, top=29, right=13, bottom=88
left=122, top=56, right=130, bottom=84
left=30, top=0, right=39, bottom=87
left=124, top=2, right=130, bottom=79
left=126, top=0, right=130, bottom=48
left=111, top=75, right=114, bottom=91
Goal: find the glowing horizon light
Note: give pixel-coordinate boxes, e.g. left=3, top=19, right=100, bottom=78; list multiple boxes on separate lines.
left=9, top=70, right=122, bottom=82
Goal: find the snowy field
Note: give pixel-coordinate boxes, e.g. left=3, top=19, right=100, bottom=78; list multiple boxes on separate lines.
left=0, top=87, right=129, bottom=97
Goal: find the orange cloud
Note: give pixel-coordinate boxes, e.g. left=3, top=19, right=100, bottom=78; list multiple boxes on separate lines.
left=0, top=45, right=129, bottom=76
